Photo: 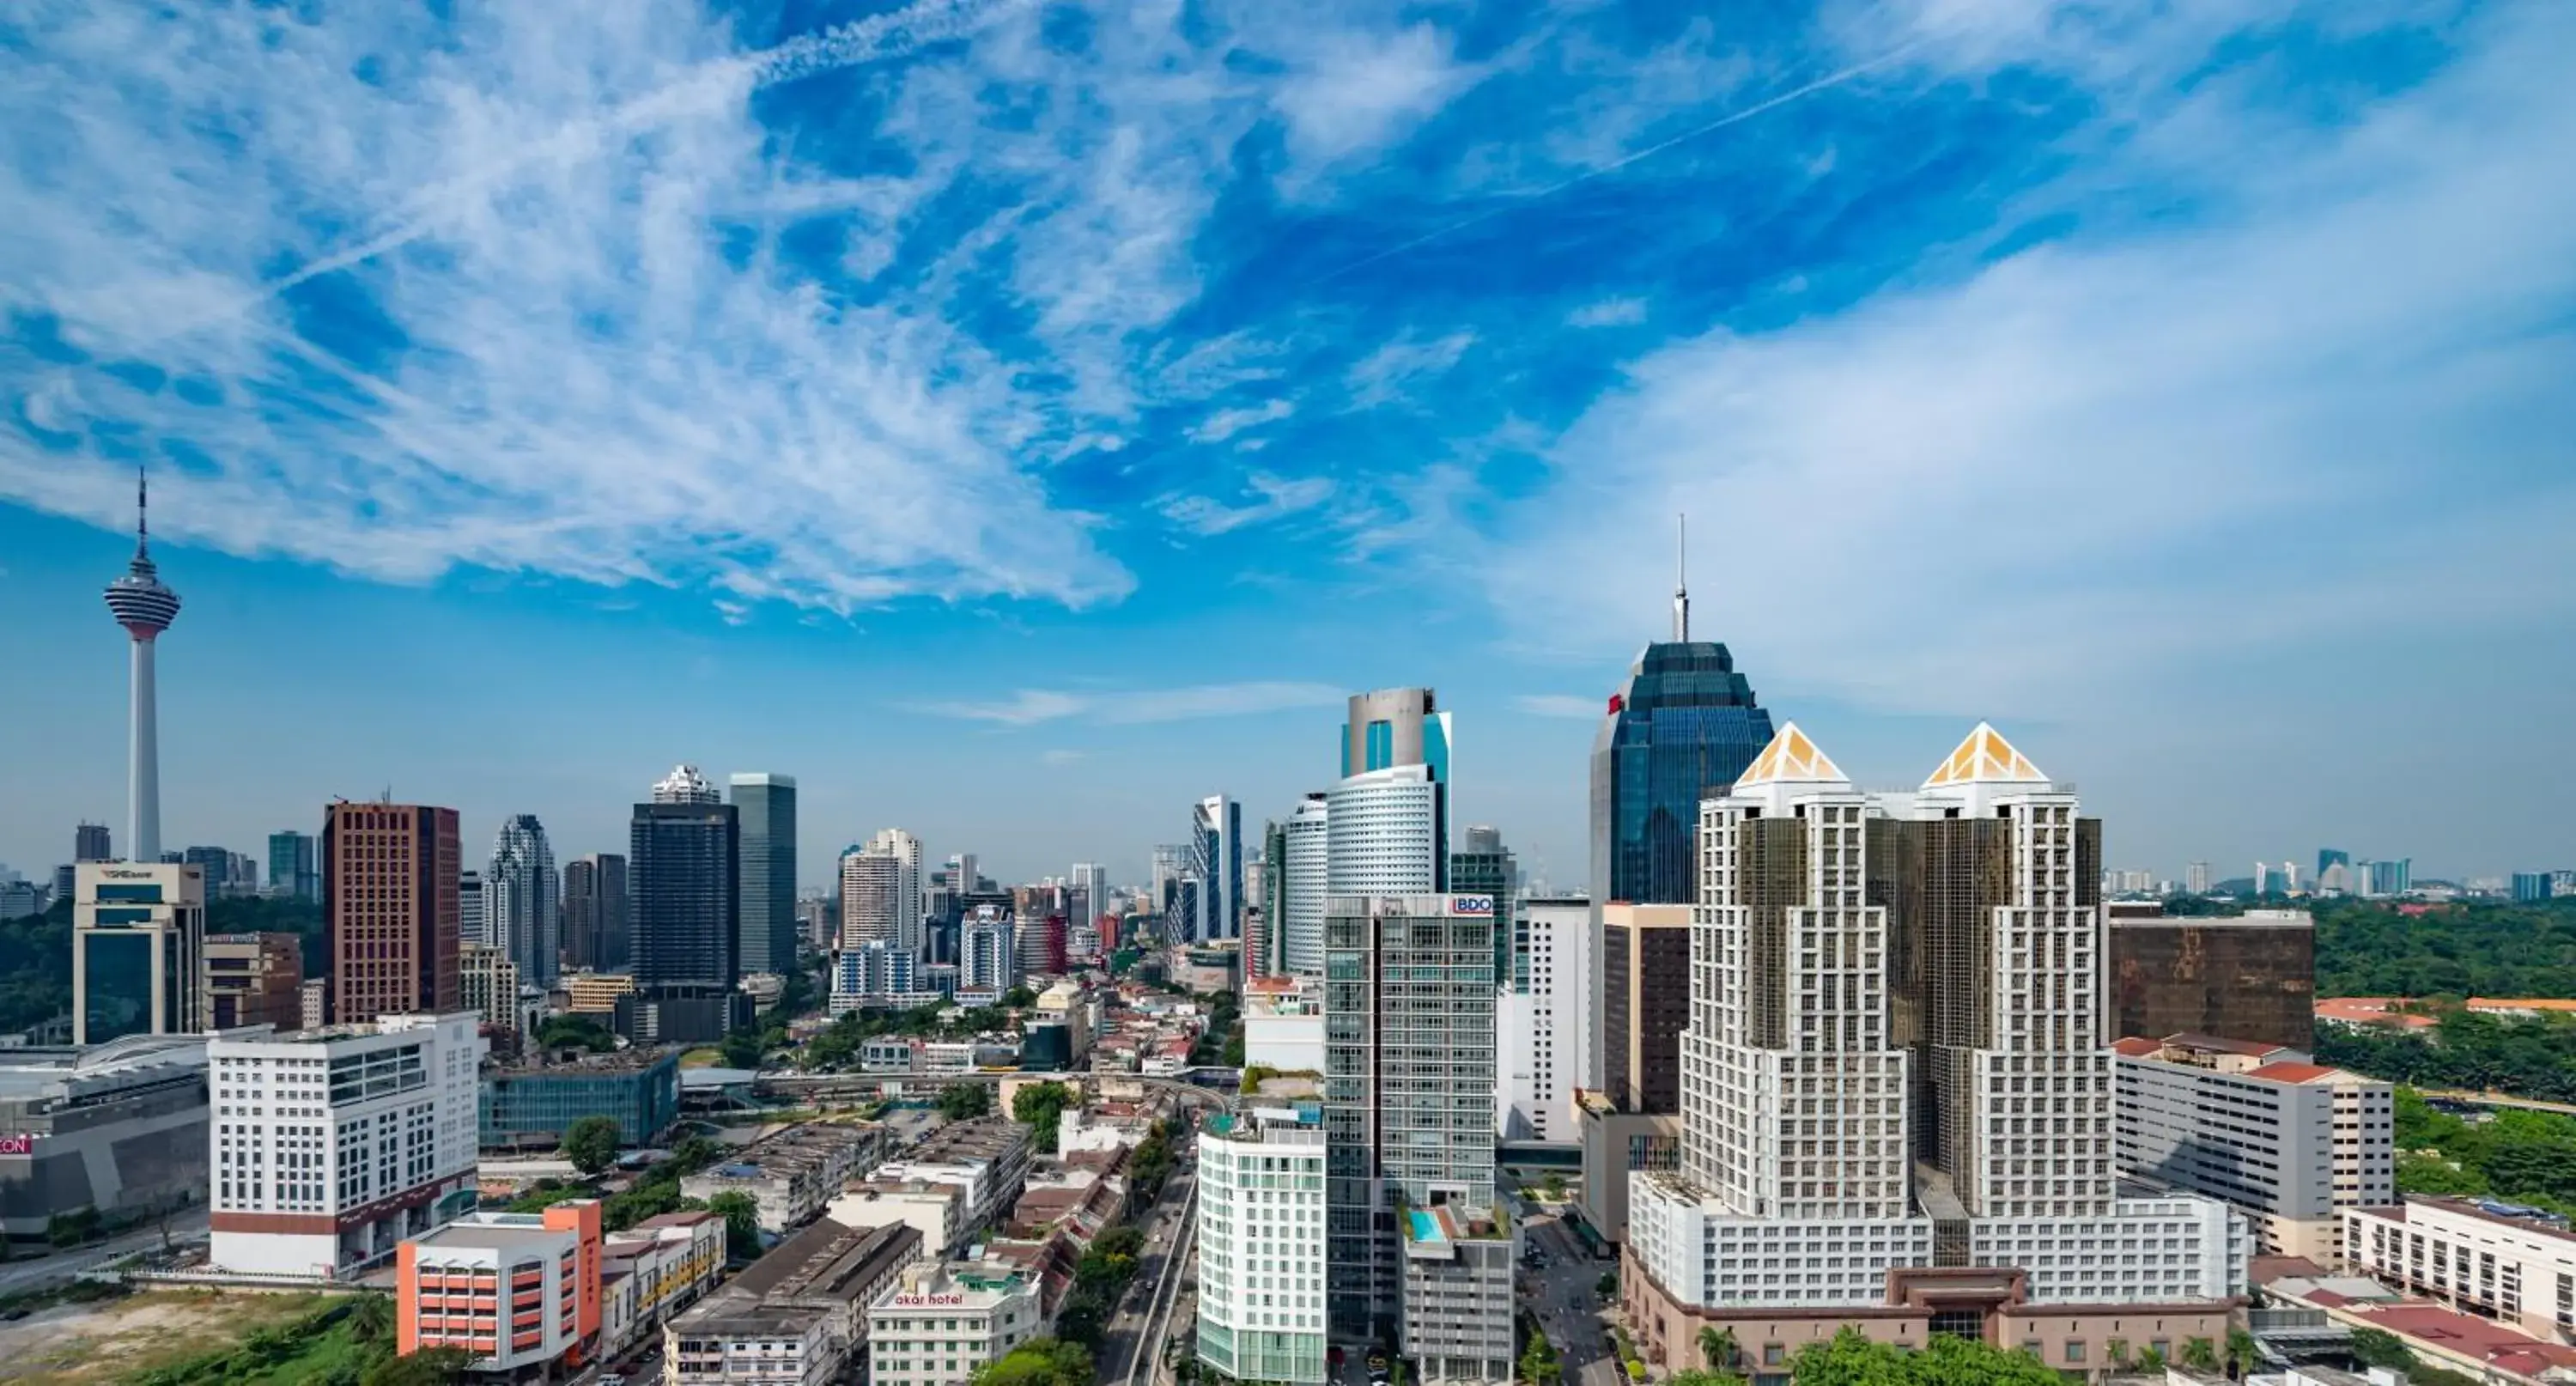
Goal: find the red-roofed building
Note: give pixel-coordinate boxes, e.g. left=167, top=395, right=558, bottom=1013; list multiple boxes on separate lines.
left=2315, top=997, right=2439, bottom=1031
left=2344, top=1197, right=2576, bottom=1347
left=2117, top=1036, right=2394, bottom=1261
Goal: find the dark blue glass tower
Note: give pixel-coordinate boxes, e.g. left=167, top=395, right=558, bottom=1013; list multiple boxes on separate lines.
left=1589, top=571, right=1776, bottom=908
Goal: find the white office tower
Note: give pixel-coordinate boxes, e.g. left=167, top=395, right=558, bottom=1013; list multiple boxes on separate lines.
left=1282, top=794, right=1329, bottom=976
left=867, top=829, right=926, bottom=951
left=1496, top=898, right=1592, bottom=1141
left=961, top=915, right=1018, bottom=994
left=487, top=814, right=560, bottom=987
left=840, top=846, right=902, bottom=948
left=651, top=763, right=721, bottom=805
left=1070, top=862, right=1107, bottom=927
left=208, top=1012, right=485, bottom=1278
left=457, top=871, right=488, bottom=950
left=1622, top=723, right=2245, bottom=1369
left=1198, top=1105, right=1330, bottom=1386
left=1325, top=769, right=1441, bottom=895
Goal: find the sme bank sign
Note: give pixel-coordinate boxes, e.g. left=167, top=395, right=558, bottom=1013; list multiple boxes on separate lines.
left=1448, top=896, right=1495, bottom=917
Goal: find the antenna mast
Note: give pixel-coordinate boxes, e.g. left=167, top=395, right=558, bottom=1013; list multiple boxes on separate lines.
left=1672, top=512, right=1690, bottom=641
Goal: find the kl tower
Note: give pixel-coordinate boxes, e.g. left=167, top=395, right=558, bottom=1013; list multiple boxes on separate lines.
left=103, top=471, right=180, bottom=863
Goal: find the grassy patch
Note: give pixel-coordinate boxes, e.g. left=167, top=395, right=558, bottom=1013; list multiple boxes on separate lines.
left=679, top=1047, right=725, bottom=1069
left=1, top=1290, right=349, bottom=1386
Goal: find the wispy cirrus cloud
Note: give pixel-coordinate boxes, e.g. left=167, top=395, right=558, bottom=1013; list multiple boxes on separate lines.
left=929, top=680, right=1346, bottom=726
left=1345, top=331, right=1477, bottom=410
left=1567, top=298, right=1648, bottom=328
left=1157, top=474, right=1335, bottom=537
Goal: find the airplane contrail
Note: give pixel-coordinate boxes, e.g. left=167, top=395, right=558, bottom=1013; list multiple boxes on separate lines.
left=207, top=0, right=1030, bottom=324
left=1309, top=38, right=1925, bottom=288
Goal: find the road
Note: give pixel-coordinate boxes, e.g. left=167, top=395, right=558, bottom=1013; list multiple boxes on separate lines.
left=1520, top=1209, right=1622, bottom=1386
left=0, top=1208, right=208, bottom=1299
left=1099, top=1163, right=1198, bottom=1386
left=2419, top=1088, right=2576, bottom=1117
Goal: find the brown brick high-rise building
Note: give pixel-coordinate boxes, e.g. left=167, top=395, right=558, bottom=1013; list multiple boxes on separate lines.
left=325, top=801, right=461, bottom=1024
left=203, top=932, right=305, bottom=1030
left=1600, top=903, right=1692, bottom=1114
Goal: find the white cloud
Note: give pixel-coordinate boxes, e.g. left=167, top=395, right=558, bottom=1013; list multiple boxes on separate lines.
left=1272, top=23, right=1478, bottom=169
left=1158, top=473, right=1334, bottom=536
left=931, top=680, right=1346, bottom=726
left=1515, top=694, right=1606, bottom=719
left=1566, top=297, right=1648, bottom=328
left=1487, top=3, right=2576, bottom=718
left=1188, top=399, right=1294, bottom=444
left=1042, top=749, right=1087, bottom=766
left=1345, top=331, right=1477, bottom=409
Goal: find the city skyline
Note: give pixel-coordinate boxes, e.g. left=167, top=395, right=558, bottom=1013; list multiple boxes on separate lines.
left=6, top=2, right=2576, bottom=886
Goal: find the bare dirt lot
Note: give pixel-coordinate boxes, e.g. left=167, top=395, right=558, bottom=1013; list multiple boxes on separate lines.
left=0, top=1289, right=337, bottom=1385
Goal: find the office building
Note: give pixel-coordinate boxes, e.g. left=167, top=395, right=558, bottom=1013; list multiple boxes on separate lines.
left=488, top=814, right=560, bottom=987
left=1191, top=795, right=1244, bottom=943
left=2257, top=860, right=2302, bottom=897
left=72, top=860, right=204, bottom=1045
left=1622, top=723, right=2244, bottom=1369
left=1330, top=689, right=1451, bottom=896
left=299, top=977, right=330, bottom=1030
left=670, top=1219, right=921, bottom=1386
left=866, top=829, right=926, bottom=951
left=1588, top=549, right=1775, bottom=918
left=456, top=870, right=486, bottom=950
left=182, top=845, right=236, bottom=896
left=566, top=970, right=638, bottom=1016
left=203, top=932, right=304, bottom=1030
left=1281, top=794, right=1330, bottom=977
left=76, top=821, right=112, bottom=864
left=1072, top=861, right=1108, bottom=934
left=1247, top=823, right=1285, bottom=980
left=732, top=775, right=799, bottom=978
left=208, top=1011, right=485, bottom=1277
left=562, top=854, right=629, bottom=973
left=267, top=830, right=318, bottom=902
left=1599, top=903, right=1690, bottom=1115
left=0, top=1032, right=212, bottom=1240
left=961, top=915, right=1017, bottom=994
left=1323, top=893, right=1508, bottom=1377
left=2114, top=1036, right=2394, bottom=1261
left=833, top=939, right=933, bottom=1013
left=1198, top=1106, right=1330, bottom=1386
left=481, top=1048, right=681, bottom=1150
left=103, top=475, right=179, bottom=865
left=629, top=766, right=740, bottom=1044
left=1452, top=825, right=1520, bottom=993
left=1, top=877, right=46, bottom=921
left=397, top=1201, right=603, bottom=1377
left=2186, top=861, right=2212, bottom=896
left=459, top=944, right=522, bottom=1030
left=866, top=1258, right=1040, bottom=1386
left=2108, top=908, right=2316, bottom=1052
left=2366, top=859, right=2413, bottom=897
left=2342, top=1198, right=2576, bottom=1343
left=325, top=801, right=463, bottom=1025
left=2512, top=872, right=2555, bottom=904
left=1498, top=897, right=1590, bottom=1142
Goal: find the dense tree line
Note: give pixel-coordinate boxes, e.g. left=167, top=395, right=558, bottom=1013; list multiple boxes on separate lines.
left=2313, top=897, right=2576, bottom=999
left=0, top=895, right=330, bottom=1035
left=2315, top=1008, right=2576, bottom=1104
left=2381, top=1088, right=2576, bottom=1221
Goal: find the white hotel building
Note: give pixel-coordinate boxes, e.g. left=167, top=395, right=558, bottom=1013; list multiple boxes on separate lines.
left=1198, top=1105, right=1331, bottom=1386
left=1624, top=725, right=2245, bottom=1377
left=209, top=1012, right=483, bottom=1278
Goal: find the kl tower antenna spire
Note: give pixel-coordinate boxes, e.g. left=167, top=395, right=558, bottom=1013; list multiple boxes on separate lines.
left=1672, top=512, right=1690, bottom=642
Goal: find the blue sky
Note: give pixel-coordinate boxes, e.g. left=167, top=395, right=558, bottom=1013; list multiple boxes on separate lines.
left=4, top=0, right=2573, bottom=891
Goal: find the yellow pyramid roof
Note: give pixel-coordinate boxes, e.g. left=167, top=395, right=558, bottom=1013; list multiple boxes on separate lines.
left=1736, top=721, right=1846, bottom=787
left=1922, top=722, right=2048, bottom=788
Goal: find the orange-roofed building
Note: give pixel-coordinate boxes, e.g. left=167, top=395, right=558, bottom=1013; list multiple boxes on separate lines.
left=2315, top=997, right=2439, bottom=1030
left=398, top=1199, right=603, bottom=1374
left=2114, top=1036, right=2394, bottom=1261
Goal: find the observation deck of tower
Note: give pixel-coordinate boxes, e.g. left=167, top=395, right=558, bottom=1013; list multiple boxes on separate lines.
left=105, top=472, right=181, bottom=639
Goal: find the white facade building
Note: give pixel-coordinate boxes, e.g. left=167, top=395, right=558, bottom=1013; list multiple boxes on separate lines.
left=1282, top=795, right=1330, bottom=977
left=1198, top=1106, right=1330, bottom=1386
left=1496, top=898, right=1591, bottom=1142
left=209, top=1012, right=484, bottom=1278
left=866, top=1261, right=1042, bottom=1386
left=2344, top=1196, right=2576, bottom=1341
left=867, top=829, right=926, bottom=952
left=1244, top=976, right=1327, bottom=1075
left=1325, top=767, right=1440, bottom=896
left=961, top=917, right=1018, bottom=993
left=841, top=848, right=902, bottom=949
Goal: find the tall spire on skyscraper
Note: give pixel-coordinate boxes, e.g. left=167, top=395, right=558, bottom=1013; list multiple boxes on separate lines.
left=1672, top=512, right=1689, bottom=641
left=105, top=467, right=181, bottom=863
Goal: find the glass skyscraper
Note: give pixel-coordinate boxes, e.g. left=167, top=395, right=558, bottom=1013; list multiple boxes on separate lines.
left=730, top=774, right=799, bottom=978
left=629, top=766, right=740, bottom=1043
left=1589, top=641, right=1774, bottom=910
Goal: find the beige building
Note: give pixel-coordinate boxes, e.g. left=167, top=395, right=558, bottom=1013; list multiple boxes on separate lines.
left=2343, top=1197, right=2576, bottom=1342
left=565, top=970, right=636, bottom=1015
left=666, top=1219, right=920, bottom=1386
left=459, top=944, right=520, bottom=1029
left=866, top=1261, right=1042, bottom=1386
left=203, top=932, right=303, bottom=1030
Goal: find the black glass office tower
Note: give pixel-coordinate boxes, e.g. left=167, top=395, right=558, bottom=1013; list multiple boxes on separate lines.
left=729, top=774, right=798, bottom=978
left=629, top=799, right=739, bottom=1043
left=1589, top=641, right=1775, bottom=909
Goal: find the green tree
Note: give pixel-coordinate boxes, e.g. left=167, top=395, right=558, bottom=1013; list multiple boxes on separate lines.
left=1013, top=1081, right=1079, bottom=1154
left=708, top=1190, right=764, bottom=1260
left=939, top=1082, right=993, bottom=1120
left=346, top=1291, right=396, bottom=1346
left=560, top=1114, right=623, bottom=1177
left=1698, top=1325, right=1738, bottom=1373
left=361, top=1345, right=477, bottom=1386
left=720, top=1024, right=769, bottom=1070
left=2182, top=1336, right=2219, bottom=1371
left=1595, top=1270, right=1619, bottom=1298
left=2226, top=1328, right=2261, bottom=1380
left=1541, top=1171, right=1568, bottom=1201
left=2138, top=1346, right=2168, bottom=1373
left=969, top=1336, right=1096, bottom=1386
left=1000, top=985, right=1039, bottom=1009
left=1787, top=1328, right=2063, bottom=1386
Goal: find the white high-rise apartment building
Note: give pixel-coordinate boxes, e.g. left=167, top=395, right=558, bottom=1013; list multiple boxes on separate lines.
left=209, top=1012, right=484, bottom=1278
left=1497, top=899, right=1592, bottom=1141
left=457, top=871, right=488, bottom=951
left=1624, top=723, right=2245, bottom=1372
left=1198, top=1106, right=1330, bottom=1386
left=1070, top=862, right=1108, bottom=927
left=867, top=829, right=925, bottom=951
left=1281, top=795, right=1329, bottom=976
left=841, top=847, right=902, bottom=949
left=488, top=814, right=559, bottom=987
left=961, top=915, right=1017, bottom=994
